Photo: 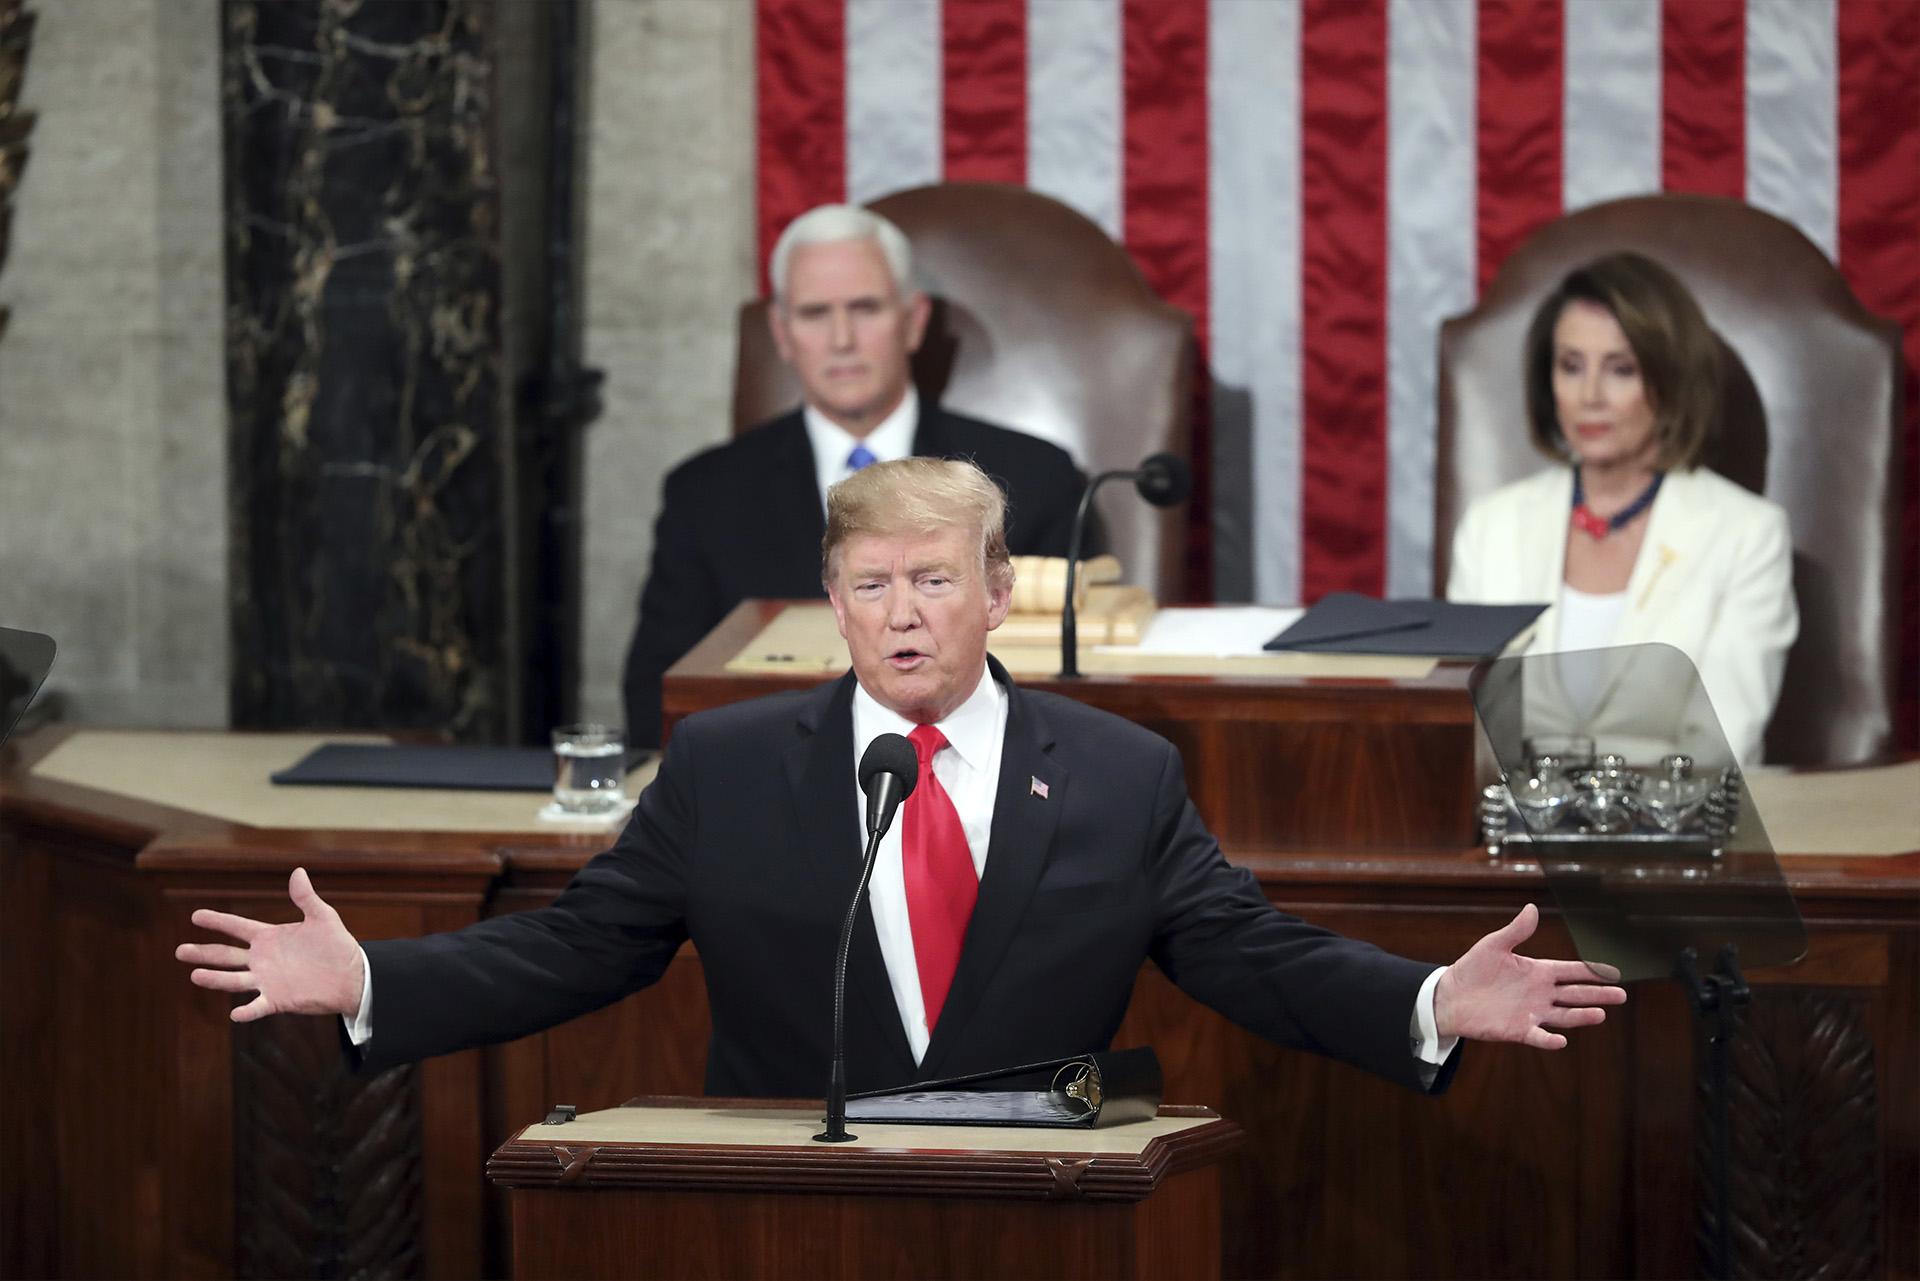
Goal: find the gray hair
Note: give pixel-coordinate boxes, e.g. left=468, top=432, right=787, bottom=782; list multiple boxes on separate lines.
left=768, top=204, right=915, bottom=302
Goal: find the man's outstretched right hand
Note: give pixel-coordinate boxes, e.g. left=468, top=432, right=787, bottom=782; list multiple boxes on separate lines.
left=174, top=867, right=365, bottom=1023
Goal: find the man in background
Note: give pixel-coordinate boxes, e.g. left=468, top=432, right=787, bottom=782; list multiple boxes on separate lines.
left=620, top=204, right=1094, bottom=747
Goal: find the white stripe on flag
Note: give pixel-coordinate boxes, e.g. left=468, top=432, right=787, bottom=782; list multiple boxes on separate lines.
left=1562, top=0, right=1661, bottom=211
left=1386, top=0, right=1476, bottom=598
left=845, top=0, right=941, bottom=206
left=1390, top=0, right=1474, bottom=603
left=1747, top=0, right=1838, bottom=261
left=1028, top=0, right=1123, bottom=240
left=1209, top=0, right=1302, bottom=605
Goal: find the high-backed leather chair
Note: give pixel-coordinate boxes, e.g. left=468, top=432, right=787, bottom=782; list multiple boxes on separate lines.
left=1436, top=194, right=1904, bottom=765
left=732, top=182, right=1195, bottom=602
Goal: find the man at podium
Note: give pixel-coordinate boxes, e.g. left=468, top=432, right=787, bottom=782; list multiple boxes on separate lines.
left=177, top=459, right=1623, bottom=1097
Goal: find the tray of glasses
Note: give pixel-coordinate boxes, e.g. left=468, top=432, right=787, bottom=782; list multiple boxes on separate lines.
left=1480, top=745, right=1741, bottom=862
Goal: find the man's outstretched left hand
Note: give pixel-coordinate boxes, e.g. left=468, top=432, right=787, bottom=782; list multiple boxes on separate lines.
left=1434, top=903, right=1626, bottom=1049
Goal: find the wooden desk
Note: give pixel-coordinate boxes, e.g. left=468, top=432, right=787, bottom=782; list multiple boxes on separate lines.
left=3, top=721, right=1913, bottom=1279
left=665, top=601, right=1483, bottom=852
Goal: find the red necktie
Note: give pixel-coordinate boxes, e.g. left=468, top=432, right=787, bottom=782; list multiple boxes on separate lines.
left=903, top=725, right=979, bottom=1032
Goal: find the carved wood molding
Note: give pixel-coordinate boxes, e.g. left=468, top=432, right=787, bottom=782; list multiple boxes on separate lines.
left=0, top=0, right=34, bottom=345
left=233, top=1015, right=424, bottom=1279
left=1697, top=989, right=1880, bottom=1279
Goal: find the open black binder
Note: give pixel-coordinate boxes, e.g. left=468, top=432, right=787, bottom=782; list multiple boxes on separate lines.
left=1264, top=593, right=1546, bottom=659
left=844, top=1046, right=1162, bottom=1129
left=270, top=742, right=652, bottom=792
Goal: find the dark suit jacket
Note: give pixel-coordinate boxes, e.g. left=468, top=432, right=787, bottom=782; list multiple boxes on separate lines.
left=620, top=405, right=1093, bottom=747
left=361, top=660, right=1457, bottom=1097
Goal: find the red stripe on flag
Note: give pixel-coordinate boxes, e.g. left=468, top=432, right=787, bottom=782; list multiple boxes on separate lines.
left=1661, top=0, right=1745, bottom=198
left=1299, top=0, right=1390, bottom=601
left=1838, top=0, right=1920, bottom=750
left=1122, top=0, right=1211, bottom=599
left=1476, top=0, right=1563, bottom=295
left=755, top=0, right=846, bottom=288
left=943, top=0, right=1027, bottom=184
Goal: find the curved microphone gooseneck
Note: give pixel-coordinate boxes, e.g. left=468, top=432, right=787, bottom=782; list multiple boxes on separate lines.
left=816, top=733, right=919, bottom=1143
left=1059, top=453, right=1193, bottom=678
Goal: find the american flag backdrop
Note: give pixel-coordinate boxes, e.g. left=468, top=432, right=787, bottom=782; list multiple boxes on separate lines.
left=753, top=0, right=1918, bottom=722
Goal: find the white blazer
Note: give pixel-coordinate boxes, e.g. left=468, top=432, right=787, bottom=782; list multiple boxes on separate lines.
left=1448, top=466, right=1798, bottom=766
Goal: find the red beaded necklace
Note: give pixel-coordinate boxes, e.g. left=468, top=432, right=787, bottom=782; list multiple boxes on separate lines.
left=1571, top=468, right=1663, bottom=540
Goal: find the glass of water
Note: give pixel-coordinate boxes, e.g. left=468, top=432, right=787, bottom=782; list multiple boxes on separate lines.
left=550, top=724, right=626, bottom=814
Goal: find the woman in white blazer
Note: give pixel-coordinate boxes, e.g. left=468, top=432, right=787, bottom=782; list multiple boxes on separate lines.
left=1447, top=253, right=1797, bottom=766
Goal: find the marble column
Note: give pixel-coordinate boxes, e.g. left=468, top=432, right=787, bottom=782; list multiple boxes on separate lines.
left=576, top=0, right=757, bottom=727
left=225, top=0, right=548, bottom=740
left=0, top=0, right=36, bottom=346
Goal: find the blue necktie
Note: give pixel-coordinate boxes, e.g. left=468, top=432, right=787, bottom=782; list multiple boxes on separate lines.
left=846, top=444, right=877, bottom=472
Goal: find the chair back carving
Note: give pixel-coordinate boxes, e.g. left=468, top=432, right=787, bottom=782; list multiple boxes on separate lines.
left=1436, top=193, right=1903, bottom=765
left=734, top=182, right=1194, bottom=601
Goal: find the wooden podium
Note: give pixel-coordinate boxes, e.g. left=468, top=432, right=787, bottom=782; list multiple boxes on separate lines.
left=487, top=1099, right=1244, bottom=1280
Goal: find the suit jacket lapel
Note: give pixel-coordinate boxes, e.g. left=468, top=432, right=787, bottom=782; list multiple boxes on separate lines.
left=764, top=411, right=829, bottom=550
left=1531, top=468, right=1576, bottom=650
left=1614, top=469, right=1697, bottom=646
left=917, top=659, right=1065, bottom=1080
left=783, top=672, right=918, bottom=1080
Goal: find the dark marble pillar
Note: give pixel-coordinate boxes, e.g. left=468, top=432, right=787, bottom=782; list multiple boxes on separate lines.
left=0, top=0, right=36, bottom=347
left=502, top=0, right=601, bottom=745
left=224, top=0, right=591, bottom=741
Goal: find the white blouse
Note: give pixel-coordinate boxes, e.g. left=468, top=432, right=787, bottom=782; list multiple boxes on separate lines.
left=1555, top=583, right=1628, bottom=712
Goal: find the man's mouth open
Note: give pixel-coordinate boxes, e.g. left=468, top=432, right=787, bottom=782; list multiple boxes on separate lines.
left=886, top=648, right=929, bottom=671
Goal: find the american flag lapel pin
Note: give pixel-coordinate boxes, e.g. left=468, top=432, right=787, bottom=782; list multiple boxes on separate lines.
left=1030, top=776, right=1049, bottom=800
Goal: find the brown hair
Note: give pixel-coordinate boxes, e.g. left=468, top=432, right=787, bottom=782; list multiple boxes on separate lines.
left=1522, top=252, right=1721, bottom=469
left=821, top=457, right=1014, bottom=592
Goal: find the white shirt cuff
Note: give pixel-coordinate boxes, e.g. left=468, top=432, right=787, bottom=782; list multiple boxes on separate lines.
left=1411, top=965, right=1459, bottom=1066
left=341, top=946, right=374, bottom=1047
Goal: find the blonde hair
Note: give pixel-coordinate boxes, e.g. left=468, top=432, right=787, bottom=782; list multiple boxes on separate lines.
left=822, top=457, right=1013, bottom=592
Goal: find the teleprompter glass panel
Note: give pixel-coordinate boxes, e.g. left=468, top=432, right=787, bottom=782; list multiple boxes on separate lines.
left=1470, top=643, right=1804, bottom=982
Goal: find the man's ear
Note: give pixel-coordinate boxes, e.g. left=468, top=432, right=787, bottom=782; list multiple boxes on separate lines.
left=768, top=299, right=795, bottom=365
left=903, top=290, right=931, bottom=354
left=984, top=573, right=1012, bottom=632
left=827, top=583, right=851, bottom=640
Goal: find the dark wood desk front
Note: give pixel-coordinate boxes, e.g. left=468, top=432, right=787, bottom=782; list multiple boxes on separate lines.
left=3, top=729, right=1913, bottom=1278
left=664, top=600, right=1483, bottom=852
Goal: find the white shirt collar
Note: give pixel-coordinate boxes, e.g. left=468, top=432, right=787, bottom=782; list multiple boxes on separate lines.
left=850, top=658, right=1001, bottom=774
left=806, top=386, right=920, bottom=506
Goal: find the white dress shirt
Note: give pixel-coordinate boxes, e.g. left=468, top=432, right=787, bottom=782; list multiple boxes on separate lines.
left=851, top=663, right=1008, bottom=1065
left=804, top=387, right=919, bottom=515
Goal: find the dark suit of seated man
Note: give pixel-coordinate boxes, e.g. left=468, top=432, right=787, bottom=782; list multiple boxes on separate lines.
left=622, top=202, right=1095, bottom=748
left=178, top=459, right=1626, bottom=1102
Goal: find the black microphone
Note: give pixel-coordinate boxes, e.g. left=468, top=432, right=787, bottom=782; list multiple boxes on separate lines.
left=816, top=733, right=919, bottom=1143
left=859, top=732, right=918, bottom=841
left=1060, top=452, right=1193, bottom=678
left=1133, top=452, right=1193, bottom=508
